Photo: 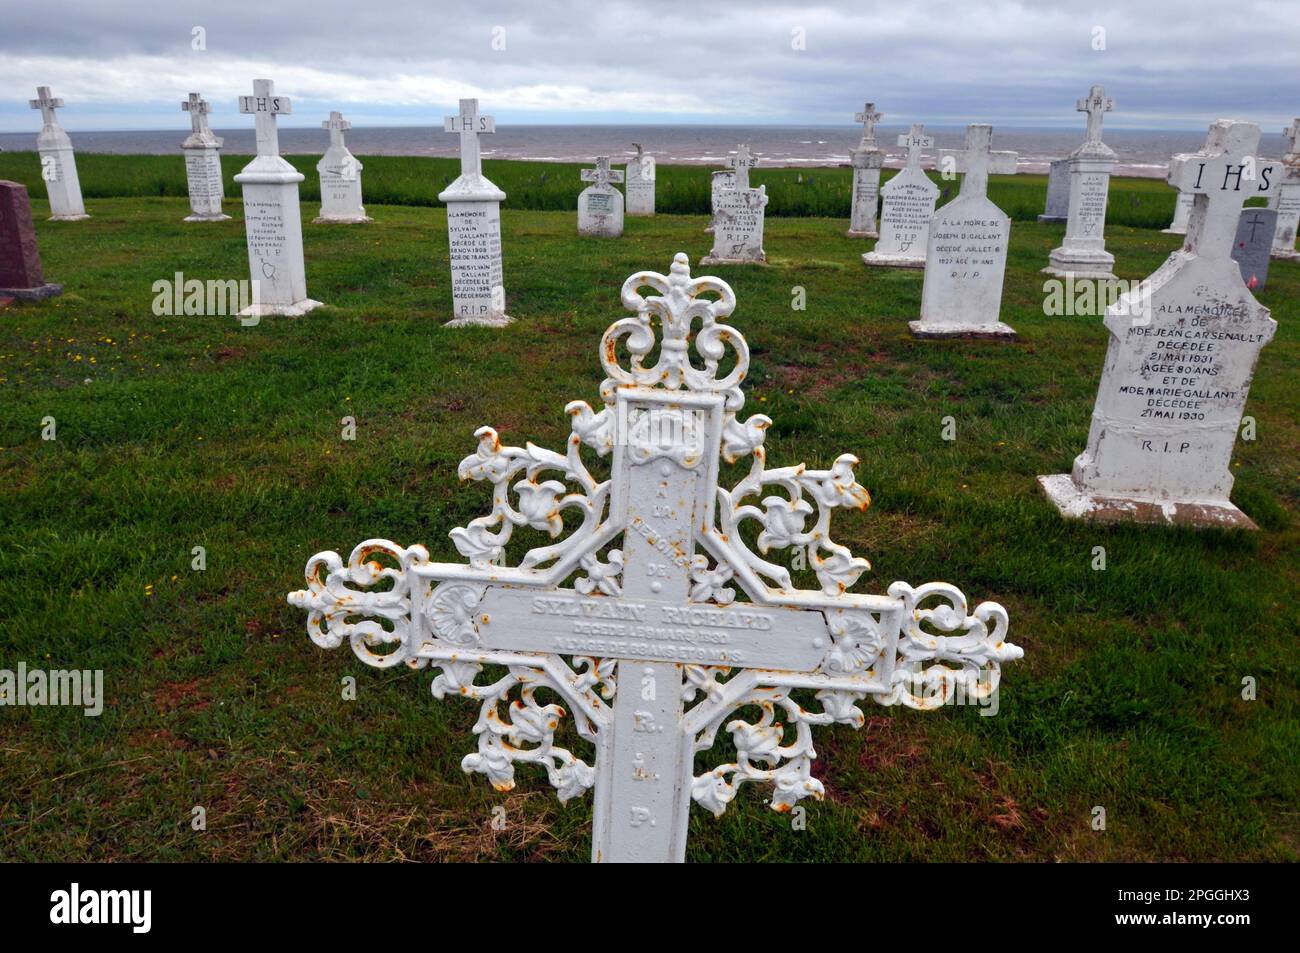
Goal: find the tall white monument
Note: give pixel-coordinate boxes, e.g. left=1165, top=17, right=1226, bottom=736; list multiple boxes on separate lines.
left=234, top=79, right=321, bottom=317
left=289, top=251, right=1023, bottom=864
left=625, top=143, right=655, bottom=217
left=578, top=157, right=625, bottom=237
left=179, top=93, right=229, bottom=222
left=1044, top=85, right=1118, bottom=280
left=863, top=123, right=938, bottom=268
left=909, top=124, right=1018, bottom=339
left=29, top=86, right=88, bottom=221
left=702, top=145, right=767, bottom=265
left=1269, top=118, right=1300, bottom=260
left=847, top=102, right=884, bottom=238
left=315, top=111, right=371, bottom=224
left=1039, top=120, right=1279, bottom=529
left=439, top=98, right=511, bottom=326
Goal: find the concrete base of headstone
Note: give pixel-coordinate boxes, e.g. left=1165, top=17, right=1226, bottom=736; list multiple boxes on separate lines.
left=846, top=229, right=878, bottom=239
left=445, top=312, right=513, bottom=328
left=0, top=281, right=63, bottom=300
left=184, top=212, right=231, bottom=222
left=1036, top=473, right=1257, bottom=530
left=1037, top=214, right=1068, bottom=224
left=700, top=254, right=767, bottom=267
left=1161, top=227, right=1187, bottom=235
left=862, top=250, right=925, bottom=269
left=312, top=213, right=372, bottom=224
left=238, top=299, right=323, bottom=319
left=1041, top=255, right=1117, bottom=281
left=1272, top=248, right=1300, bottom=261
left=908, top=319, right=1016, bottom=340
left=48, top=213, right=90, bottom=222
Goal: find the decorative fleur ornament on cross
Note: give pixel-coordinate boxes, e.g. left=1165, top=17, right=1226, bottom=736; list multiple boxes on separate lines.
left=288, top=253, right=1023, bottom=863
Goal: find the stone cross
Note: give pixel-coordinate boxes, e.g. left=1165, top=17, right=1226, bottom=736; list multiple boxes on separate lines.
left=288, top=252, right=1023, bottom=863
left=726, top=144, right=759, bottom=190
left=854, top=102, right=883, bottom=144
left=1170, top=119, right=1277, bottom=258
left=238, top=79, right=292, bottom=158
left=581, top=155, right=624, bottom=188
left=1284, top=118, right=1300, bottom=158
left=182, top=93, right=212, bottom=137
left=943, top=124, right=1017, bottom=199
left=322, top=111, right=351, bottom=149
left=898, top=123, right=933, bottom=167
left=29, top=86, right=64, bottom=127
left=1077, top=85, right=1115, bottom=144
left=444, top=98, right=495, bottom=179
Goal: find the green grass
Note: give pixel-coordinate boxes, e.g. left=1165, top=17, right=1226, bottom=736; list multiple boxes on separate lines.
left=0, top=187, right=1297, bottom=862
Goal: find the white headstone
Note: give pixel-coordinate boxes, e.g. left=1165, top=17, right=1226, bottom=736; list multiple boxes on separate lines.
left=578, top=156, right=625, bottom=237
left=439, top=98, right=511, bottom=326
left=233, top=79, right=321, bottom=316
left=702, top=145, right=767, bottom=265
left=1162, top=188, right=1195, bottom=235
left=847, top=102, right=884, bottom=238
left=314, top=111, right=371, bottom=224
left=1044, top=85, right=1118, bottom=280
left=1039, top=120, right=1280, bottom=529
left=1037, top=158, right=1070, bottom=223
left=180, top=92, right=229, bottom=222
left=288, top=251, right=1023, bottom=863
left=1269, top=118, right=1300, bottom=260
left=625, top=143, right=655, bottom=217
left=909, top=124, right=1018, bottom=339
left=705, top=170, right=736, bottom=234
left=863, top=123, right=938, bottom=268
left=29, top=86, right=88, bottom=221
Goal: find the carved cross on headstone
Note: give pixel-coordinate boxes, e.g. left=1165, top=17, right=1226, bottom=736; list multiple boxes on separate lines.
left=1077, top=84, right=1115, bottom=144
left=1170, top=119, right=1277, bottom=259
left=942, top=124, right=1017, bottom=199
left=29, top=86, right=64, bottom=127
left=726, top=144, right=760, bottom=190
left=238, top=78, right=291, bottom=158
left=182, top=93, right=212, bottom=137
left=898, top=123, right=934, bottom=168
left=288, top=252, right=1023, bottom=863
left=444, top=98, right=495, bottom=179
left=581, top=155, right=624, bottom=189
left=854, top=102, right=883, bottom=145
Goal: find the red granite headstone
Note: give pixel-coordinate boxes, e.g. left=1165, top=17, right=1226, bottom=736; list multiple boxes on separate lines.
left=0, top=180, right=63, bottom=300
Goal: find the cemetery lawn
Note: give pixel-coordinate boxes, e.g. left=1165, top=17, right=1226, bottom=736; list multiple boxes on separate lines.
left=1, top=194, right=1297, bottom=863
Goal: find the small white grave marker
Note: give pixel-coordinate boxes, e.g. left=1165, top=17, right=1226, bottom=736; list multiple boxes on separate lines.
left=909, top=124, right=1018, bottom=339
left=180, top=92, right=229, bottom=222
left=1163, top=188, right=1195, bottom=235
left=289, top=252, right=1023, bottom=863
left=315, top=111, right=371, bottom=224
left=1039, top=120, right=1280, bottom=529
left=1269, top=118, right=1300, bottom=260
left=847, top=102, right=885, bottom=238
left=29, top=86, right=88, bottom=221
left=233, top=79, right=321, bottom=316
left=625, top=143, right=655, bottom=217
left=1044, top=85, right=1118, bottom=280
left=702, top=145, right=768, bottom=265
left=1038, top=158, right=1070, bottom=223
left=578, top=156, right=626, bottom=237
left=863, top=123, right=938, bottom=268
left=705, top=170, right=736, bottom=234
left=439, top=98, right=511, bottom=327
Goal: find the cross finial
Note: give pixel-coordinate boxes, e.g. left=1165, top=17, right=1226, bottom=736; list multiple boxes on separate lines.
left=181, top=92, right=212, bottom=136
left=1077, top=84, right=1115, bottom=144
left=897, top=123, right=934, bottom=168
left=943, top=124, right=1018, bottom=199
left=581, top=155, right=624, bottom=188
left=238, top=78, right=291, bottom=157
left=726, top=144, right=759, bottom=190
left=443, top=98, right=495, bottom=178
left=29, top=86, right=65, bottom=127
left=1284, top=118, right=1300, bottom=158
left=1170, top=119, right=1276, bottom=260
left=854, top=102, right=883, bottom=144
left=322, top=110, right=351, bottom=149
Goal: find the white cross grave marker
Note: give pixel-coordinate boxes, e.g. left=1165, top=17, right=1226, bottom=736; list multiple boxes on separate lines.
left=238, top=79, right=292, bottom=158
left=289, top=252, right=1024, bottom=863
left=1045, top=84, right=1119, bottom=279
left=848, top=102, right=886, bottom=238
left=29, top=85, right=88, bottom=221
left=863, top=123, right=939, bottom=267
left=314, top=110, right=371, bottom=224
left=1078, top=85, right=1115, bottom=144
left=704, top=146, right=768, bottom=264
left=179, top=92, right=229, bottom=223
left=578, top=156, right=626, bottom=237
left=854, top=102, right=883, bottom=145
left=1269, top=117, right=1300, bottom=260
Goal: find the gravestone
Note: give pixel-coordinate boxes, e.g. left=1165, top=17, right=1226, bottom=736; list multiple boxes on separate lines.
left=625, top=144, right=655, bottom=217
left=0, top=181, right=63, bottom=300
left=1044, top=85, right=1117, bottom=280
left=315, top=111, right=371, bottom=224
left=1269, top=118, right=1300, bottom=260
left=909, top=124, right=1018, bottom=339
left=1038, top=120, right=1279, bottom=529
left=1037, top=158, right=1070, bottom=223
left=702, top=145, right=768, bottom=265
left=863, top=123, right=938, bottom=268
left=180, top=93, right=229, bottom=222
left=1162, top=188, right=1194, bottom=235
left=705, top=170, right=735, bottom=233
left=439, top=98, right=511, bottom=326
left=288, top=251, right=1024, bottom=863
left=233, top=79, right=321, bottom=317
left=1231, top=207, right=1277, bottom=289
left=29, top=87, right=88, bottom=221
left=847, top=103, right=884, bottom=238
left=578, top=156, right=625, bottom=237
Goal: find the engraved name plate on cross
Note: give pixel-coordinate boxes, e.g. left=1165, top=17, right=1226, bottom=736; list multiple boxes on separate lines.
left=238, top=79, right=291, bottom=157
left=289, top=253, right=1023, bottom=863
left=444, top=98, right=495, bottom=179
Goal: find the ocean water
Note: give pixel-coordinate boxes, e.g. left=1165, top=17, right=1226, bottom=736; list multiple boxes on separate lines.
left=0, top=124, right=1290, bottom=179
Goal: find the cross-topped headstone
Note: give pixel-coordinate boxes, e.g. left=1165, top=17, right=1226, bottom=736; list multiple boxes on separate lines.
left=942, top=124, right=1017, bottom=199
left=289, top=251, right=1023, bottom=862
left=1077, top=84, right=1115, bottom=144
left=625, top=143, right=655, bottom=216
left=1045, top=85, right=1119, bottom=278
left=444, top=98, right=495, bottom=179
left=29, top=86, right=64, bottom=127
left=854, top=102, right=883, bottom=144
left=182, top=93, right=212, bottom=137
left=581, top=155, right=625, bottom=189
left=1270, top=118, right=1300, bottom=260
left=578, top=157, right=626, bottom=236
left=29, top=85, right=87, bottom=220
left=1170, top=119, right=1277, bottom=257
left=862, top=123, right=939, bottom=267
left=238, top=79, right=291, bottom=158
left=314, top=110, right=369, bottom=223
left=726, top=144, right=759, bottom=191
left=179, top=91, right=227, bottom=222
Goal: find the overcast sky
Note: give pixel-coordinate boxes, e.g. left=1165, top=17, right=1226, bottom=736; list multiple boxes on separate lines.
left=1, top=0, right=1297, bottom=132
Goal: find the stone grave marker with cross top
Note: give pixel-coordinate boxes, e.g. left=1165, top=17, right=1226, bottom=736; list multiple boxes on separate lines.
left=909, top=124, right=1018, bottom=339
left=439, top=98, right=510, bottom=327
left=625, top=143, right=655, bottom=217
left=1269, top=118, right=1300, bottom=260
left=1044, top=85, right=1119, bottom=280
left=179, top=92, right=230, bottom=223
left=315, top=111, right=371, bottom=224
left=1231, top=206, right=1277, bottom=290
left=863, top=123, right=939, bottom=268
left=29, top=86, right=88, bottom=221
left=703, top=145, right=768, bottom=265
left=848, top=103, right=886, bottom=238
left=1039, top=120, right=1279, bottom=529
left=578, top=156, right=626, bottom=237
left=288, top=251, right=1024, bottom=863
left=233, top=79, right=321, bottom=317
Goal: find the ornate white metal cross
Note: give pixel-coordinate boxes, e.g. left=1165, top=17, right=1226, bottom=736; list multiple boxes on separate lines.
left=726, top=145, right=759, bottom=190
left=29, top=86, right=64, bottom=126
left=1170, top=120, right=1277, bottom=258
left=238, top=79, right=291, bottom=157
left=581, top=155, right=624, bottom=188
left=288, top=253, right=1023, bottom=863
left=1076, top=84, right=1115, bottom=143
left=182, top=92, right=213, bottom=136
left=942, top=124, right=1017, bottom=200
left=444, top=98, right=495, bottom=179
left=898, top=123, right=933, bottom=167
left=854, top=102, right=883, bottom=144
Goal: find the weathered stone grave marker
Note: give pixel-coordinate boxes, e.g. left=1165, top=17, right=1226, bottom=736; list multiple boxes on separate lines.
left=1163, top=188, right=1195, bottom=235
left=1044, top=85, right=1118, bottom=280
left=578, top=156, right=625, bottom=237
left=847, top=102, right=884, bottom=238
left=29, top=86, right=88, bottom=221
left=705, top=170, right=735, bottom=234
left=702, top=145, right=767, bottom=265
left=1039, top=120, right=1279, bottom=529
left=289, top=252, right=1023, bottom=863
left=625, top=143, right=655, bottom=217
left=234, top=79, right=321, bottom=317
left=1038, top=158, right=1069, bottom=223
left=909, top=124, right=1018, bottom=339
left=863, top=123, right=938, bottom=268
left=1231, top=206, right=1277, bottom=289
left=440, top=98, right=510, bottom=327
left=180, top=92, right=229, bottom=222
left=315, top=111, right=371, bottom=224
left=0, top=180, right=63, bottom=300
left=1269, top=118, right=1300, bottom=260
